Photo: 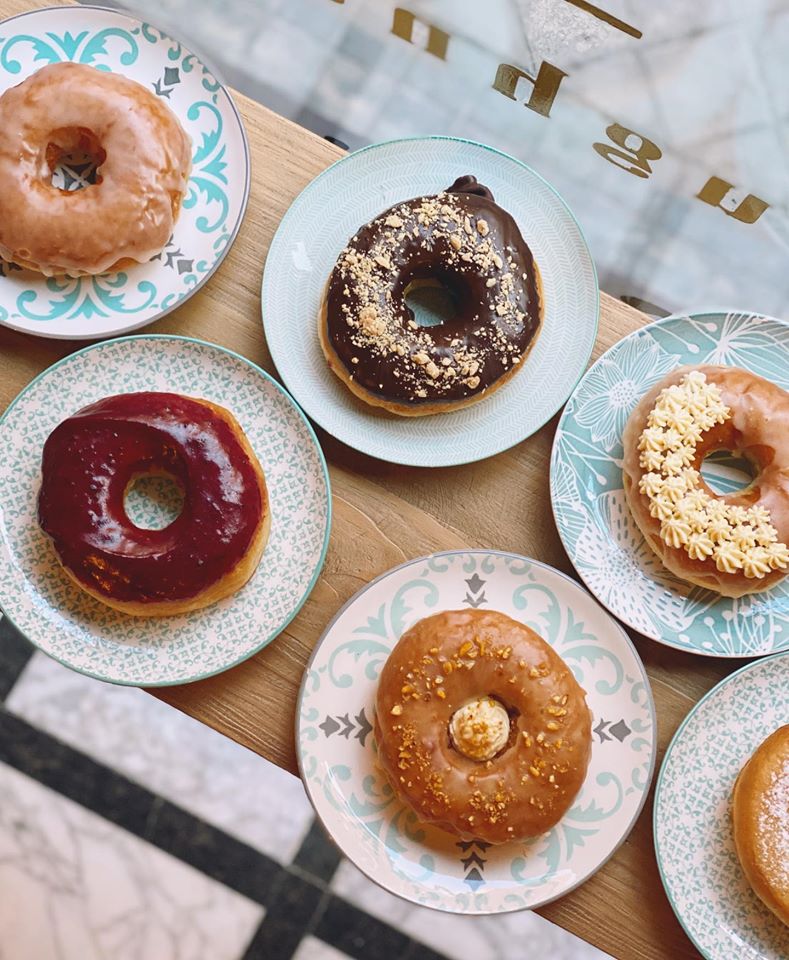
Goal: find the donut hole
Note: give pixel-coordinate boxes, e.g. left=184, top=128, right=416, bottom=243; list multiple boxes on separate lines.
left=124, top=471, right=185, bottom=531
left=701, top=449, right=758, bottom=495
left=46, top=127, right=106, bottom=192
left=404, top=276, right=461, bottom=328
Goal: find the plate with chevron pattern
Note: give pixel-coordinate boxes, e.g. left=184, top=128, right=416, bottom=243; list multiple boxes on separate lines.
left=262, top=136, right=598, bottom=467
left=0, top=5, right=249, bottom=340
left=654, top=653, right=789, bottom=960
left=550, top=311, right=789, bottom=658
left=297, top=550, right=655, bottom=914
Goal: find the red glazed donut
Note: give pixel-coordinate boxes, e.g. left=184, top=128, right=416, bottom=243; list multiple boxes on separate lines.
left=37, top=392, right=270, bottom=616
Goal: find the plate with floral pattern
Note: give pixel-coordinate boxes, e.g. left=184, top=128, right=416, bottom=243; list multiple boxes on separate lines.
left=550, top=311, right=789, bottom=657
left=297, top=550, right=655, bottom=914
left=654, top=653, right=789, bottom=960
left=0, top=335, right=331, bottom=686
left=0, top=5, right=249, bottom=340
left=262, top=136, right=598, bottom=467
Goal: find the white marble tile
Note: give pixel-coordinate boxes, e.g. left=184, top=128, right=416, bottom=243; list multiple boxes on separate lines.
left=7, top=653, right=315, bottom=864
left=0, top=762, right=263, bottom=960
left=293, top=935, right=353, bottom=960
left=331, top=860, right=612, bottom=960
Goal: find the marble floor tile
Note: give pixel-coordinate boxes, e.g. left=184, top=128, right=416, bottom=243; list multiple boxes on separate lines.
left=330, top=860, right=611, bottom=960
left=6, top=653, right=314, bottom=865
left=0, top=762, right=263, bottom=960
left=292, top=936, right=354, bottom=960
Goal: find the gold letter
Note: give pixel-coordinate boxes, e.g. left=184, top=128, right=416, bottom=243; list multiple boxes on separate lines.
left=493, top=62, right=567, bottom=118
left=696, top=176, right=769, bottom=224
left=391, top=8, right=449, bottom=60
left=593, top=123, right=662, bottom=178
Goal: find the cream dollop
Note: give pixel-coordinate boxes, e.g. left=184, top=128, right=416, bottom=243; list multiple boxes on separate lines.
left=449, top=697, right=510, bottom=762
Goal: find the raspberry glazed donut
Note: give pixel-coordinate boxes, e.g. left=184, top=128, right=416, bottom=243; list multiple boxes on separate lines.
left=622, top=367, right=789, bottom=597
left=374, top=609, right=592, bottom=844
left=0, top=62, right=192, bottom=276
left=732, top=726, right=789, bottom=927
left=319, top=176, right=543, bottom=416
left=38, top=393, right=269, bottom=617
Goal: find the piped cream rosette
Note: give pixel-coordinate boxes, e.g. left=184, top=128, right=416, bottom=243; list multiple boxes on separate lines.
left=636, top=371, right=789, bottom=580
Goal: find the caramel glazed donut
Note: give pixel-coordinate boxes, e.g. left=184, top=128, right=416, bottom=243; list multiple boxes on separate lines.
left=319, top=176, right=543, bottom=416
left=732, top=726, right=789, bottom=927
left=375, top=610, right=592, bottom=844
left=38, top=393, right=270, bottom=617
left=622, top=366, right=789, bottom=597
left=0, top=62, right=192, bottom=276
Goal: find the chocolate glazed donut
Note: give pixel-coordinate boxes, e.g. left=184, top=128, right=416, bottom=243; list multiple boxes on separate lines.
left=319, top=176, right=543, bottom=416
left=38, top=392, right=269, bottom=616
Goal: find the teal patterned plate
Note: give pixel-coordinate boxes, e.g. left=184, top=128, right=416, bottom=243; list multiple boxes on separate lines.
left=551, top=311, right=789, bottom=657
left=297, top=551, right=655, bottom=914
left=654, top=653, right=789, bottom=960
left=0, top=336, right=331, bottom=686
left=0, top=6, right=249, bottom=340
left=262, top=136, right=598, bottom=467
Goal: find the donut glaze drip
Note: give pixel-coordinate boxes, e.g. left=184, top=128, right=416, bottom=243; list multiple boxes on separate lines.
left=324, top=176, right=541, bottom=408
left=38, top=393, right=265, bottom=606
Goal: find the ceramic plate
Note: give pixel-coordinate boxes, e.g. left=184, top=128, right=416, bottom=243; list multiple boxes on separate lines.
left=297, top=550, right=655, bottom=914
left=262, top=136, right=598, bottom=467
left=551, top=310, right=789, bottom=657
left=654, top=653, right=789, bottom=960
left=0, top=336, right=331, bottom=686
left=0, top=6, right=249, bottom=340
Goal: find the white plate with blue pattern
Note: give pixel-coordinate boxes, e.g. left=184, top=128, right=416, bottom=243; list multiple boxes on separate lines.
left=551, top=311, right=789, bottom=658
left=654, top=653, right=789, bottom=960
left=297, top=550, right=655, bottom=914
left=262, top=136, right=598, bottom=467
left=0, top=336, right=331, bottom=686
left=0, top=5, right=249, bottom=340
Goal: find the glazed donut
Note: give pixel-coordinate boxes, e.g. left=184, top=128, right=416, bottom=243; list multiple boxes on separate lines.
left=0, top=62, right=192, bottom=276
left=732, top=726, right=789, bottom=927
left=622, top=366, right=789, bottom=597
left=38, top=393, right=269, bottom=617
left=374, top=609, right=592, bottom=844
left=319, top=175, right=542, bottom=416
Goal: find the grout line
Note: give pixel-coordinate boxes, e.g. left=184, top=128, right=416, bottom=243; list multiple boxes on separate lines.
left=0, top=617, right=34, bottom=703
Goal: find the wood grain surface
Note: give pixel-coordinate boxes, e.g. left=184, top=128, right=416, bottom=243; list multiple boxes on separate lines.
left=0, top=1, right=720, bottom=956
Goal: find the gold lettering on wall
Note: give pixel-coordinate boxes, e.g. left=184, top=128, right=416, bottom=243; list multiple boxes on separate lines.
left=593, top=123, right=662, bottom=177
left=391, top=8, right=449, bottom=60
left=696, top=176, right=769, bottom=224
left=562, top=0, right=642, bottom=39
left=493, top=62, right=568, bottom=118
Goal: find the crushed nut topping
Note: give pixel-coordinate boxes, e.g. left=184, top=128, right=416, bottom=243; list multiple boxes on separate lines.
left=328, top=189, right=537, bottom=403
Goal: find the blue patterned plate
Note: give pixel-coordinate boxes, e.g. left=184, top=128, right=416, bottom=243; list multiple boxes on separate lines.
left=0, top=336, right=331, bottom=686
left=654, top=653, right=789, bottom=960
left=262, top=137, right=598, bottom=467
left=0, top=6, right=249, bottom=340
left=551, top=311, right=789, bottom=657
left=297, top=551, right=655, bottom=914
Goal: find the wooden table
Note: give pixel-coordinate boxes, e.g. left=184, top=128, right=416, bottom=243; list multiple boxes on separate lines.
left=0, top=1, right=723, bottom=956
